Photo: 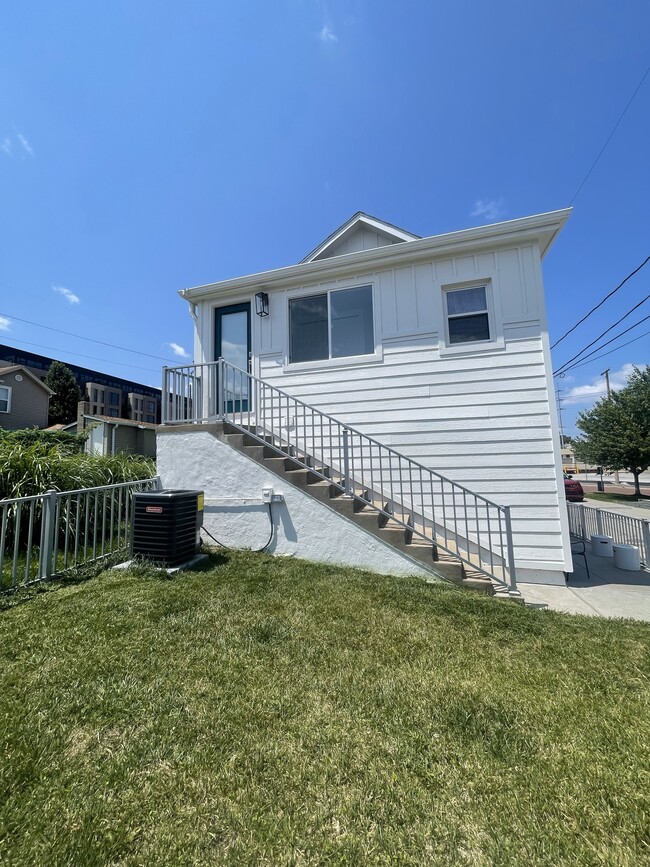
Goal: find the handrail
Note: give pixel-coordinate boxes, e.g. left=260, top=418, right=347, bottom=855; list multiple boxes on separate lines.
left=162, top=359, right=519, bottom=593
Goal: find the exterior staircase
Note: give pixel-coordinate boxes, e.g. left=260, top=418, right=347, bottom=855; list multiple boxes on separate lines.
left=221, top=422, right=497, bottom=594
left=162, top=357, right=520, bottom=598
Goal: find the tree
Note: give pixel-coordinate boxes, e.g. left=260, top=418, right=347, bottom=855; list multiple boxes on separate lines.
left=573, top=365, right=650, bottom=497
left=44, top=361, right=81, bottom=425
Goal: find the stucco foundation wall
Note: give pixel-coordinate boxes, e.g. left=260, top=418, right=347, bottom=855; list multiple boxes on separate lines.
left=157, top=429, right=434, bottom=580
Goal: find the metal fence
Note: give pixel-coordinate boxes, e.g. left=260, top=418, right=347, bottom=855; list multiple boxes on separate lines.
left=567, top=502, right=650, bottom=567
left=0, top=477, right=161, bottom=594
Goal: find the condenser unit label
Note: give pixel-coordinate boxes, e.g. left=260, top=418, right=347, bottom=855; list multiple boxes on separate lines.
left=145, top=506, right=163, bottom=513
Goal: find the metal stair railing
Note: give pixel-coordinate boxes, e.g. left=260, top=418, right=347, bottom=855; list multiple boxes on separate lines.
left=162, top=359, right=519, bottom=595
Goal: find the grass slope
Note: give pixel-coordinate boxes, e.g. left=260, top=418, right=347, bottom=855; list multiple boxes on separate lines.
left=1, top=552, right=649, bottom=865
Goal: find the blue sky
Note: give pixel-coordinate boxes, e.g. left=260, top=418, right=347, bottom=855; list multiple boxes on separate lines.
left=1, top=1, right=648, bottom=434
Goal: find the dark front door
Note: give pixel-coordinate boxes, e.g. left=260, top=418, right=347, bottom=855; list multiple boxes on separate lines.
left=215, top=302, right=251, bottom=413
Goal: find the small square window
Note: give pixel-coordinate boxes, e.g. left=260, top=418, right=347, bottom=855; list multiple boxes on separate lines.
left=109, top=392, right=120, bottom=406
left=446, top=286, right=490, bottom=345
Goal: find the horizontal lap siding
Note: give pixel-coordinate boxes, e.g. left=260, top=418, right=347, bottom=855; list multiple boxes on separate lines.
left=204, top=241, right=568, bottom=572
left=260, top=335, right=563, bottom=567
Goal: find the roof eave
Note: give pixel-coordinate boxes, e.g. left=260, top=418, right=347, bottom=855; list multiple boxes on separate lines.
left=180, top=208, right=572, bottom=302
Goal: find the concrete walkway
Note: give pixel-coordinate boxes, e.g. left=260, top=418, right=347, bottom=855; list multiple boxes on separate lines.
left=519, top=541, right=650, bottom=622
left=582, top=496, right=650, bottom=520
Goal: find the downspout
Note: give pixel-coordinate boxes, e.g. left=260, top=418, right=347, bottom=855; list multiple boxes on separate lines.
left=185, top=299, right=198, bottom=323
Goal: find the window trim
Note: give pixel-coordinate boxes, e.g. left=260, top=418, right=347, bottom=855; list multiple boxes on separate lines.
left=439, top=279, right=504, bottom=355
left=285, top=282, right=381, bottom=370
left=0, top=385, right=11, bottom=413
left=445, top=285, right=490, bottom=346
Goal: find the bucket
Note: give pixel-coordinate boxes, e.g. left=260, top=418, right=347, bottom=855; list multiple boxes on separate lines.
left=612, top=544, right=641, bottom=571
left=591, top=535, right=613, bottom=557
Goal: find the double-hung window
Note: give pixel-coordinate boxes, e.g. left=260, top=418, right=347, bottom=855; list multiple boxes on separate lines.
left=0, top=385, right=11, bottom=413
left=289, top=284, right=374, bottom=363
left=445, top=286, right=490, bottom=345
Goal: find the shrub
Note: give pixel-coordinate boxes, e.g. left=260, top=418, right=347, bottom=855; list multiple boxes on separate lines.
left=0, top=427, right=86, bottom=454
left=0, top=438, right=155, bottom=500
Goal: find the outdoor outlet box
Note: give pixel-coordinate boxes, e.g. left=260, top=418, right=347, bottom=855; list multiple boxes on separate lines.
left=262, top=487, right=274, bottom=503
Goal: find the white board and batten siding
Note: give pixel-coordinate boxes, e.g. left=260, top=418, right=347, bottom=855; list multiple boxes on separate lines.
left=194, top=237, right=571, bottom=582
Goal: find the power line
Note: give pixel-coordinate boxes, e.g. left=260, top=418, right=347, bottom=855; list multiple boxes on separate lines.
left=570, top=62, right=650, bottom=204
left=0, top=312, right=176, bottom=363
left=550, top=254, right=650, bottom=349
left=0, top=336, right=160, bottom=375
left=555, top=312, right=650, bottom=374
left=553, top=291, right=650, bottom=376
left=0, top=279, right=150, bottom=344
left=561, top=328, right=650, bottom=373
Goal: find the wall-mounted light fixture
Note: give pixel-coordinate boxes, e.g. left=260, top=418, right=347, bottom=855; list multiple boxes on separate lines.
left=255, top=291, right=269, bottom=317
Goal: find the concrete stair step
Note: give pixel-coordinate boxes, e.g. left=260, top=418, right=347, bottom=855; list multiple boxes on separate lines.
left=220, top=420, right=489, bottom=592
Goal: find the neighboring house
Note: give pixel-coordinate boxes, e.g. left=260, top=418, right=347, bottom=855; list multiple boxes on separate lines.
left=77, top=404, right=157, bottom=459
left=0, top=365, right=54, bottom=430
left=0, top=346, right=161, bottom=423
left=159, top=210, right=572, bottom=588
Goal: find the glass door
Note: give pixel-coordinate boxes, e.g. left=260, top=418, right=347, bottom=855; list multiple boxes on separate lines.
left=215, top=302, right=251, bottom=413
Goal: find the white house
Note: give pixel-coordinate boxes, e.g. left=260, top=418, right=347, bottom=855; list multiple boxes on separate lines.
left=159, top=210, right=572, bottom=591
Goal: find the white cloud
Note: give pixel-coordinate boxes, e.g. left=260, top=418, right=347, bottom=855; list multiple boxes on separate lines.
left=0, top=138, right=12, bottom=156
left=563, top=363, right=636, bottom=406
left=470, top=198, right=505, bottom=222
left=16, top=132, right=33, bottom=157
left=53, top=285, right=80, bottom=305
left=0, top=316, right=10, bottom=332
left=168, top=342, right=190, bottom=358
left=319, top=24, right=338, bottom=43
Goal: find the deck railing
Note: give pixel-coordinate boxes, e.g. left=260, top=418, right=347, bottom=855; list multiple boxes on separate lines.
left=0, top=477, right=160, bottom=594
left=567, top=502, right=650, bottom=567
left=162, top=359, right=520, bottom=594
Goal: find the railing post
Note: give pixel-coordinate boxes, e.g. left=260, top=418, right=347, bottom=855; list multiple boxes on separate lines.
left=217, top=358, right=224, bottom=420
left=39, top=490, right=58, bottom=580
left=578, top=503, right=586, bottom=541
left=595, top=508, right=603, bottom=535
left=642, top=520, right=650, bottom=568
left=161, top=367, right=168, bottom=424
left=342, top=429, right=351, bottom=496
left=502, top=505, right=520, bottom=597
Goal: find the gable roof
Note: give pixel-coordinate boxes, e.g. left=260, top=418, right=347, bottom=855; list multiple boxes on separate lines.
left=301, top=211, right=420, bottom=263
left=0, top=365, right=55, bottom=395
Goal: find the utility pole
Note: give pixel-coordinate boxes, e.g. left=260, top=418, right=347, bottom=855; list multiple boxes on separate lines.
left=601, top=368, right=620, bottom=485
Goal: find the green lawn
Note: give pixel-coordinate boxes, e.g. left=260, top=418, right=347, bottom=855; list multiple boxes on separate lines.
left=584, top=491, right=650, bottom=504
left=1, top=552, right=649, bottom=865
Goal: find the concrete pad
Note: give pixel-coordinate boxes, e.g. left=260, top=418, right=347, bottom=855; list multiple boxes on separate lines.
left=518, top=583, right=602, bottom=617
left=518, top=540, right=650, bottom=622
left=113, top=554, right=209, bottom=574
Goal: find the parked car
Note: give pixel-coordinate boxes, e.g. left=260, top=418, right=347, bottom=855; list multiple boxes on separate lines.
left=564, top=473, right=584, bottom=502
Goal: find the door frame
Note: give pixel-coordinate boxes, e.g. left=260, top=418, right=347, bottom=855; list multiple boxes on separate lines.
left=214, top=301, right=252, bottom=413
